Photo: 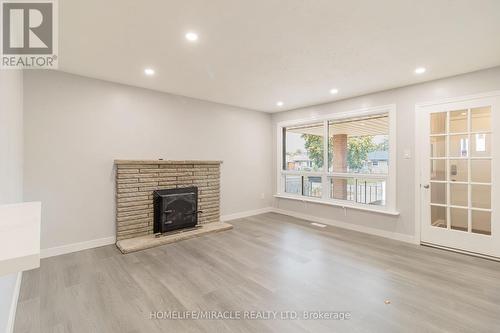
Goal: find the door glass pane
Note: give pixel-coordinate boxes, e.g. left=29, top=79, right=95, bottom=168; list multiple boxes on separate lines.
left=430, top=112, right=447, bottom=134
left=471, top=185, right=491, bottom=209
left=430, top=159, right=446, bottom=181
left=471, top=210, right=491, bottom=235
left=284, top=175, right=302, bottom=195
left=450, top=208, right=468, bottom=232
left=449, top=159, right=468, bottom=182
left=471, top=133, right=490, bottom=157
left=431, top=183, right=446, bottom=205
left=449, top=135, right=468, bottom=157
left=431, top=205, right=447, bottom=228
left=471, top=107, right=491, bottom=132
left=471, top=160, right=491, bottom=183
left=430, top=136, right=446, bottom=158
left=303, top=176, right=322, bottom=198
left=449, top=110, right=468, bottom=133
left=450, top=184, right=468, bottom=207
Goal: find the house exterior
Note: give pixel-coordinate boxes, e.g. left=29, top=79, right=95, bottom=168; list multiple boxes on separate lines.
left=366, top=150, right=389, bottom=174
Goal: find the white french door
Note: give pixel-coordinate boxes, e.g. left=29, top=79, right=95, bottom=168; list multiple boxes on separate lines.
left=418, top=94, right=500, bottom=258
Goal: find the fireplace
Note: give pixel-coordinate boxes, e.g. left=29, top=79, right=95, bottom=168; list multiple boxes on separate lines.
left=114, top=160, right=228, bottom=253
left=115, top=160, right=222, bottom=240
left=153, top=187, right=200, bottom=234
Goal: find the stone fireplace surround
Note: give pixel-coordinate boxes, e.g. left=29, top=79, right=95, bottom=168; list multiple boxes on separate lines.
left=114, top=160, right=223, bottom=241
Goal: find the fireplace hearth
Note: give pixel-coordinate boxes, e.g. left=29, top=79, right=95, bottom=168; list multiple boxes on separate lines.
left=153, top=187, right=200, bottom=234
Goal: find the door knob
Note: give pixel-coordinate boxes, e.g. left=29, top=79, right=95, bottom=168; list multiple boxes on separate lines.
left=423, top=184, right=430, bottom=189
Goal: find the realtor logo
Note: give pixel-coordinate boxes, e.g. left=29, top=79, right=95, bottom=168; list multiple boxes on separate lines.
left=1, top=0, right=58, bottom=69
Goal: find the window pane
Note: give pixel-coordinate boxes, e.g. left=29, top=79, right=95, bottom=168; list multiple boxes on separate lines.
left=430, top=159, right=446, bottom=181
left=303, top=176, right=322, bottom=198
left=355, top=179, right=386, bottom=205
left=328, top=115, right=389, bottom=174
left=284, top=175, right=301, bottom=195
left=430, top=136, right=446, bottom=158
left=471, top=210, right=491, bottom=235
left=449, top=135, right=468, bottom=157
left=430, top=112, right=447, bottom=135
left=449, top=110, right=468, bottom=133
left=431, top=205, right=447, bottom=228
left=471, top=160, right=491, bottom=183
left=283, top=123, right=324, bottom=171
left=449, top=159, right=468, bottom=182
left=450, top=183, right=468, bottom=207
left=471, top=185, right=491, bottom=209
left=330, top=177, right=354, bottom=201
left=330, top=177, right=385, bottom=205
left=471, top=133, right=490, bottom=157
left=450, top=208, right=468, bottom=232
left=431, top=183, right=446, bottom=205
left=471, top=107, right=491, bottom=132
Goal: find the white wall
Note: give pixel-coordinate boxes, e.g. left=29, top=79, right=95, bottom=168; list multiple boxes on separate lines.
left=0, top=71, right=23, bottom=204
left=272, top=66, right=500, bottom=238
left=0, top=70, right=24, bottom=333
left=23, top=70, right=273, bottom=250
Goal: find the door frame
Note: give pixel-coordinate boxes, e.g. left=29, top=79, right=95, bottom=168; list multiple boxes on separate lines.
left=414, top=90, right=500, bottom=256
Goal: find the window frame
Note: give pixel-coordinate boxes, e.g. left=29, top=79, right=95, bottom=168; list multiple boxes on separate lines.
left=275, top=104, right=398, bottom=215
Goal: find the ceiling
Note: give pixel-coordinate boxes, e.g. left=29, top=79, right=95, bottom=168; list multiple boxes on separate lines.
left=58, top=0, right=500, bottom=112
left=288, top=115, right=389, bottom=137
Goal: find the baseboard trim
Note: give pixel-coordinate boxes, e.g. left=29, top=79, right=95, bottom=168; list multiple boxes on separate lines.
left=40, top=208, right=275, bottom=258
left=7, top=272, right=22, bottom=333
left=220, top=207, right=274, bottom=222
left=38, top=206, right=415, bottom=258
left=272, top=208, right=418, bottom=244
left=41, top=236, right=116, bottom=259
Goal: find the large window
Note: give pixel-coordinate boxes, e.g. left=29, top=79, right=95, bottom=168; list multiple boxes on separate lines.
left=277, top=106, right=396, bottom=212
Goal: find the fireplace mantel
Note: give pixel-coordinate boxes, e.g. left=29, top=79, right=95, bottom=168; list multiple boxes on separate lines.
left=114, top=160, right=222, bottom=165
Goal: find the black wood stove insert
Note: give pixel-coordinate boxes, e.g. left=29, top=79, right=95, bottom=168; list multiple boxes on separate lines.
left=153, top=187, right=201, bottom=234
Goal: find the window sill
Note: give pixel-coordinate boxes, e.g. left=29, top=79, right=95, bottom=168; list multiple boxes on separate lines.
left=273, top=194, right=400, bottom=216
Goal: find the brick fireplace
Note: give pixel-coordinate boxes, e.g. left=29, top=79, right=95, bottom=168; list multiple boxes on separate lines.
left=114, top=160, right=222, bottom=241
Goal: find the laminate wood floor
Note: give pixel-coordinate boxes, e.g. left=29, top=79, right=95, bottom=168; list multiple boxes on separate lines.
left=14, top=213, right=500, bottom=333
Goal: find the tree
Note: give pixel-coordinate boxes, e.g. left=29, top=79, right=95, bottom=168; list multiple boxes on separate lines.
left=301, top=134, right=324, bottom=169
left=286, top=149, right=302, bottom=159
left=376, top=137, right=389, bottom=151
left=301, top=134, right=376, bottom=172
left=347, top=136, right=375, bottom=171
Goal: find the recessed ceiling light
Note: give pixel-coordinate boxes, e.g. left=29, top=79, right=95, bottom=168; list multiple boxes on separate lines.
left=144, top=68, right=155, bottom=76
left=276, top=101, right=284, bottom=107
left=185, top=32, right=199, bottom=42
left=330, top=88, right=339, bottom=95
left=461, top=112, right=467, bottom=116
left=414, top=67, right=426, bottom=74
